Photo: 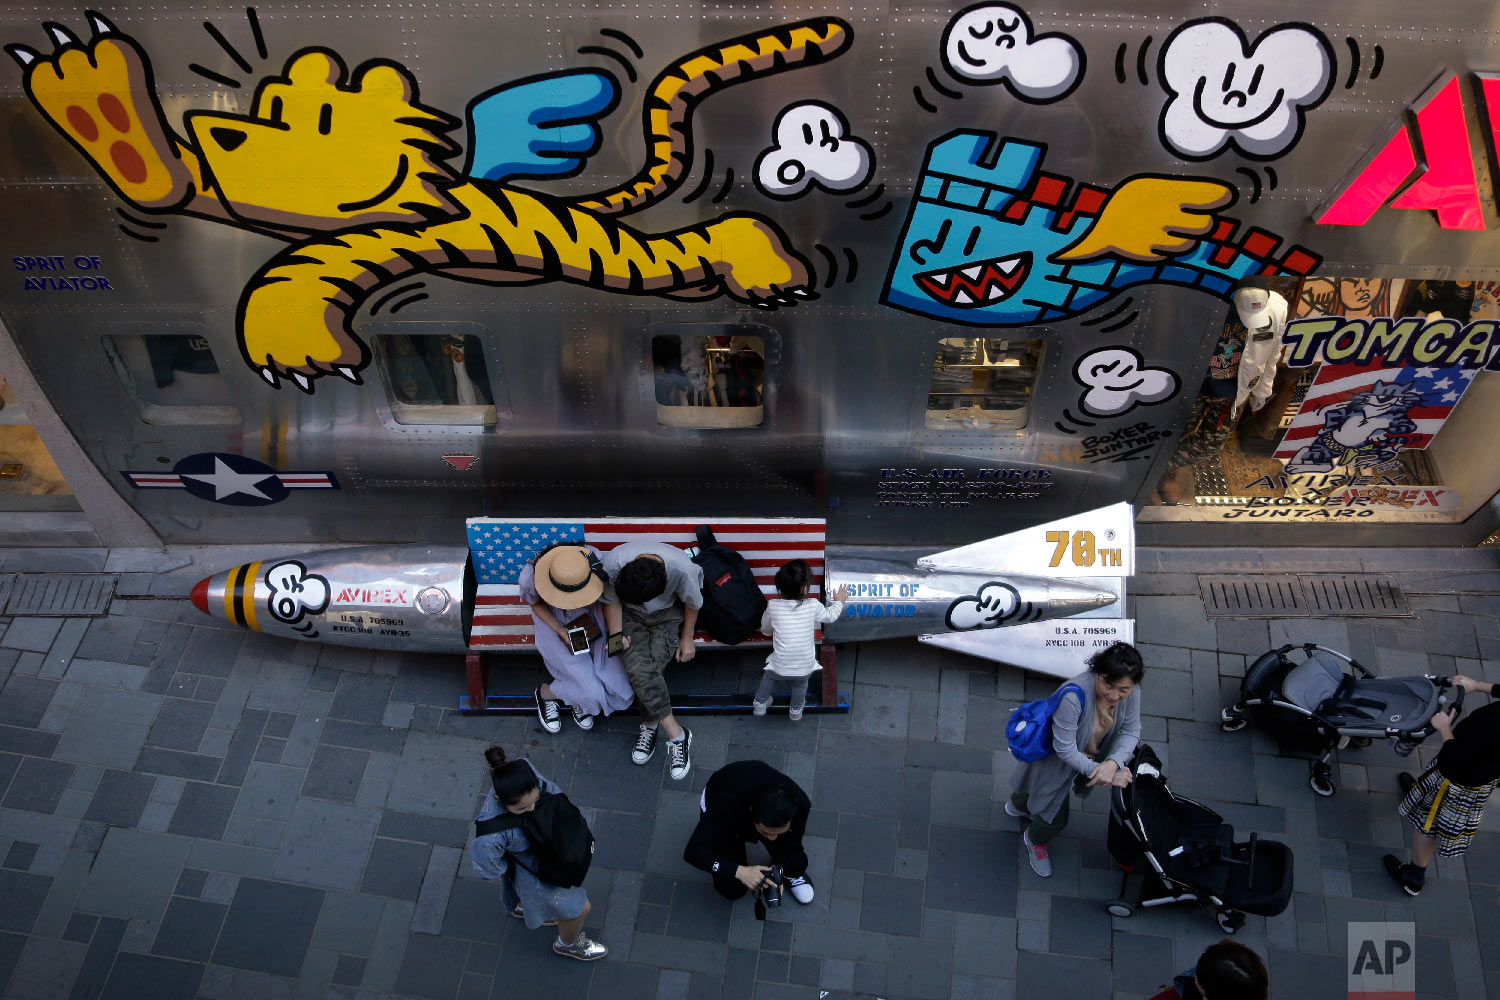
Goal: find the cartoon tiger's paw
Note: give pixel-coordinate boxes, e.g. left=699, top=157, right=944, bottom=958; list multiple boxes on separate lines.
left=710, top=216, right=819, bottom=308
left=7, top=13, right=192, bottom=210
left=238, top=279, right=370, bottom=394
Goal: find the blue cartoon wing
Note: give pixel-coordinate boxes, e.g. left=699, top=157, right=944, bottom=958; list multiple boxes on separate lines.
left=463, top=70, right=619, bottom=183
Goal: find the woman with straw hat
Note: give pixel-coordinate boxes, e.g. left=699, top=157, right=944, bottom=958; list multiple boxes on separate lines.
left=520, top=543, right=634, bottom=732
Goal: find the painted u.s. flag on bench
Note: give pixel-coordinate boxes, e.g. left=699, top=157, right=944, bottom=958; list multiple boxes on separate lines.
left=465, top=518, right=827, bottom=649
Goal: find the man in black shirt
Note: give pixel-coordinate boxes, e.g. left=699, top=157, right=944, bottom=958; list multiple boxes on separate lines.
left=684, top=760, right=815, bottom=903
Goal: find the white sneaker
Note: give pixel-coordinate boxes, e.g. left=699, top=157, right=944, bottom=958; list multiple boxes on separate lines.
left=1003, top=800, right=1030, bottom=821
left=631, top=724, right=658, bottom=764
left=788, top=706, right=803, bottom=721
left=752, top=699, right=770, bottom=717
left=667, top=729, right=693, bottom=781
left=787, top=875, right=814, bottom=904
left=1023, top=829, right=1052, bottom=878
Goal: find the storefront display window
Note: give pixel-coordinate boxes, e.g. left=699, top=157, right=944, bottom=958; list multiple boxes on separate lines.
left=1145, top=277, right=1500, bottom=524
left=0, top=372, right=77, bottom=511
left=926, top=337, right=1042, bottom=430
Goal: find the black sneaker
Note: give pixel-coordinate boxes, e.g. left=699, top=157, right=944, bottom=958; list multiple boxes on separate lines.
left=534, top=687, right=561, bottom=734
left=631, top=724, right=658, bottom=764
left=667, top=728, right=693, bottom=781
left=1398, top=772, right=1416, bottom=796
left=571, top=705, right=596, bottom=731
left=1383, top=854, right=1423, bottom=896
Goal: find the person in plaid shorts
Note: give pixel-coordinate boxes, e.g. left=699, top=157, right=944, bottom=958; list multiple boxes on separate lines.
left=1386, top=674, right=1500, bottom=896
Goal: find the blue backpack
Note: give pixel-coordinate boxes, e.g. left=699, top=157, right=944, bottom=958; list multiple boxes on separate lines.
left=1005, top=683, right=1085, bottom=763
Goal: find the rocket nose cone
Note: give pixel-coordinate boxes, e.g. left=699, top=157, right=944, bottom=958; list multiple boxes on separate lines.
left=1048, top=580, right=1120, bottom=613
left=190, top=576, right=210, bottom=616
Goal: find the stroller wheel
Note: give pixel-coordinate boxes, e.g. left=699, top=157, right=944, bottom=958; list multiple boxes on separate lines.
left=1349, top=737, right=1372, bottom=749
left=1216, top=908, right=1245, bottom=934
left=1106, top=900, right=1134, bottom=918
left=1309, top=773, right=1337, bottom=797
left=1219, top=708, right=1248, bottom=733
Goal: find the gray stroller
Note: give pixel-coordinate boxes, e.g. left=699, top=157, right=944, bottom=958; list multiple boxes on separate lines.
left=1220, top=643, right=1463, bottom=796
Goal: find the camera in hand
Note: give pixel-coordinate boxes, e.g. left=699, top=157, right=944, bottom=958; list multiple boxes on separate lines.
left=759, top=865, right=784, bottom=908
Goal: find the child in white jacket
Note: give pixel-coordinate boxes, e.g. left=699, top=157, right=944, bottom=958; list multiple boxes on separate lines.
left=753, top=560, right=848, bottom=721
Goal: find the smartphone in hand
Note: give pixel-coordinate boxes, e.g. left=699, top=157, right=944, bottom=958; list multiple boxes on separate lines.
left=566, top=626, right=590, bottom=655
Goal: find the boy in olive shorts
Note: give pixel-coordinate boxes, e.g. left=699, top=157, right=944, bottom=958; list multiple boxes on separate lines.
left=601, top=541, right=701, bottom=780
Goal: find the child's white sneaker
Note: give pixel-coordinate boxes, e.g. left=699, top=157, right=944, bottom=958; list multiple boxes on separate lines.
left=752, top=699, right=770, bottom=716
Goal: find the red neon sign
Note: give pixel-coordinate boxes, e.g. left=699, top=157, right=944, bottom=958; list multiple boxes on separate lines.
left=1317, top=75, right=1486, bottom=231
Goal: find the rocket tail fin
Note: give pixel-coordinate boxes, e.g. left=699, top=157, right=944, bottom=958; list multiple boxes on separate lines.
left=918, top=502, right=1135, bottom=578
left=917, top=503, right=1135, bottom=676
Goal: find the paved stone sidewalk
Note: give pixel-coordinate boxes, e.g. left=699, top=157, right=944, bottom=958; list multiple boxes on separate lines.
left=0, top=544, right=1496, bottom=999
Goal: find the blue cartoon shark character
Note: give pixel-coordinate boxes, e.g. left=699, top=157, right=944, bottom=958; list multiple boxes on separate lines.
left=881, top=131, right=1320, bottom=326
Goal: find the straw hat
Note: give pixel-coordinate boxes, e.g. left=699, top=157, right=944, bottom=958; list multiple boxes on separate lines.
left=533, top=545, right=605, bottom=610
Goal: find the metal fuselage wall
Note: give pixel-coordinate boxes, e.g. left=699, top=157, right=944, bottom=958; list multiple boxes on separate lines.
left=2, top=2, right=1497, bottom=547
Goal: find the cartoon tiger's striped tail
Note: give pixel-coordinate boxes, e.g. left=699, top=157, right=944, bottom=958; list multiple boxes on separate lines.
left=575, top=17, right=852, bottom=216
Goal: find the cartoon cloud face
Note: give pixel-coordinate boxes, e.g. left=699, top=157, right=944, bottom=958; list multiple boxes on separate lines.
left=940, top=3, right=1084, bottom=102
left=945, top=582, right=1022, bottom=630
left=1158, top=18, right=1333, bottom=160
left=754, top=102, right=873, bottom=199
left=264, top=560, right=331, bottom=624
left=1074, top=347, right=1181, bottom=417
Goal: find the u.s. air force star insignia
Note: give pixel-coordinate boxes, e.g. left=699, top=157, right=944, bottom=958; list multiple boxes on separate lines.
left=122, top=452, right=339, bottom=506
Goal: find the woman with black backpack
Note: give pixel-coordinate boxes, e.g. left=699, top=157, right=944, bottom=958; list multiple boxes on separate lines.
left=470, top=746, right=606, bottom=961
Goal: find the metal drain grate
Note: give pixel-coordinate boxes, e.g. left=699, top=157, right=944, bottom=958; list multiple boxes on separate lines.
left=5, top=575, right=116, bottom=616
left=1199, top=575, right=1308, bottom=617
left=1302, top=574, right=1409, bottom=616
left=1199, top=574, right=1409, bottom=618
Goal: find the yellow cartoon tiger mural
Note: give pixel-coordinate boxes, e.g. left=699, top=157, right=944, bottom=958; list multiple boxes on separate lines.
left=7, top=12, right=850, bottom=391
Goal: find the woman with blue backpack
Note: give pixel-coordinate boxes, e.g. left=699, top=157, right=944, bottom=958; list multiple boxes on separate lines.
left=1006, top=642, right=1145, bottom=878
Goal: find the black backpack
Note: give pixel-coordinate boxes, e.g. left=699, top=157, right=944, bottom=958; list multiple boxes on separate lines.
left=475, top=791, right=594, bottom=888
left=691, top=525, right=768, bottom=645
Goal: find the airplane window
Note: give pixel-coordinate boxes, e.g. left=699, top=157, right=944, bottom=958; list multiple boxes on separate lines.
left=926, top=337, right=1042, bottom=430
left=101, top=332, right=241, bottom=425
left=651, top=325, right=767, bottom=428
left=371, top=333, right=498, bottom=426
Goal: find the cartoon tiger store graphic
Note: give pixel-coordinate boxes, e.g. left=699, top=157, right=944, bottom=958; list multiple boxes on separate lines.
left=6, top=11, right=851, bottom=392
left=10, top=7, right=1332, bottom=389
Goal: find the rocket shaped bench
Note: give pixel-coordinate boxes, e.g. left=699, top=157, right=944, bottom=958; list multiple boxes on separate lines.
left=190, top=504, right=1134, bottom=681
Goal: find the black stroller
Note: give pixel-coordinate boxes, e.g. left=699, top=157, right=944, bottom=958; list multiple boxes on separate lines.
left=1219, top=643, right=1463, bottom=796
left=1106, top=745, right=1293, bottom=933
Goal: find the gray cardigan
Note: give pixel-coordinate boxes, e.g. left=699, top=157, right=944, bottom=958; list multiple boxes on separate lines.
left=1009, top=670, right=1142, bottom=825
